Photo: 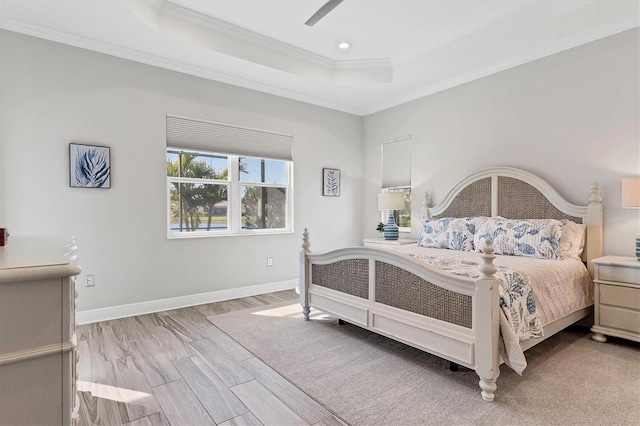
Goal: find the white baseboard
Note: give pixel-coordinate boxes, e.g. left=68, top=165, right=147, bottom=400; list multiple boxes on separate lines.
left=76, top=279, right=297, bottom=325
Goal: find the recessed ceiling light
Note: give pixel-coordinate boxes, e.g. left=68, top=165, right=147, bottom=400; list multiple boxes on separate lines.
left=338, top=42, right=350, bottom=50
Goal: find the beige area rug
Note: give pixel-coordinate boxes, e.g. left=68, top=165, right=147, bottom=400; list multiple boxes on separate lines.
left=208, top=301, right=640, bottom=426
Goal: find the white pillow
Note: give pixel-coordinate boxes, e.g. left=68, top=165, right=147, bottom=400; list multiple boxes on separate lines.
left=475, top=218, right=564, bottom=259
left=557, top=220, right=586, bottom=260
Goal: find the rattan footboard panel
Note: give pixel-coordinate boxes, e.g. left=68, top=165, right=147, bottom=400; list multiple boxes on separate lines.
left=375, top=262, right=472, bottom=328
left=311, top=259, right=369, bottom=299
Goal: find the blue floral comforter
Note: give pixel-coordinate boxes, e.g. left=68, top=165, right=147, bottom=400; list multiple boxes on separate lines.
left=405, top=253, right=543, bottom=374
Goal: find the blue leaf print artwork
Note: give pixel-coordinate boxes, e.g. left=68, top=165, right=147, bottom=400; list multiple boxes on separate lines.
left=323, top=169, right=340, bottom=196
left=70, top=144, right=111, bottom=188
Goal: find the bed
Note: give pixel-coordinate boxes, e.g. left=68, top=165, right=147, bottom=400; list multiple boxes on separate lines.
left=299, top=167, right=603, bottom=401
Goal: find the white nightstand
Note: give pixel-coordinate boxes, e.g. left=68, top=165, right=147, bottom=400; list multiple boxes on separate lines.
left=363, top=237, right=417, bottom=248
left=590, top=256, right=640, bottom=343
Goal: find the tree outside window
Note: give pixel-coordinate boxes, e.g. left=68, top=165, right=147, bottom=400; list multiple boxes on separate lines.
left=167, top=149, right=292, bottom=237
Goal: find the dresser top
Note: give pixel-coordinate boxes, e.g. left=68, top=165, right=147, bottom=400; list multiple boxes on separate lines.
left=591, top=255, right=640, bottom=268
left=0, top=236, right=77, bottom=270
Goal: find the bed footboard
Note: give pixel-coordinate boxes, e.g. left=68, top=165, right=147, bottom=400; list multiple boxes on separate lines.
left=299, top=229, right=501, bottom=401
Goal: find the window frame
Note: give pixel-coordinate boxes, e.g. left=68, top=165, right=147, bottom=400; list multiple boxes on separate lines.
left=380, top=186, right=411, bottom=233
left=167, top=148, right=293, bottom=238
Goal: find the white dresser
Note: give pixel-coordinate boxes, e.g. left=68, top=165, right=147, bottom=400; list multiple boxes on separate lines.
left=590, top=256, right=640, bottom=343
left=0, top=236, right=81, bottom=425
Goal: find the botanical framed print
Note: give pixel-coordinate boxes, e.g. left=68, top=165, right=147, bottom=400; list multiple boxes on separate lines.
left=69, top=143, right=111, bottom=188
left=322, top=168, right=340, bottom=197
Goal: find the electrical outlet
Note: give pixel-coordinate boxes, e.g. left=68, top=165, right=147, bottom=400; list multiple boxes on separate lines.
left=85, top=275, right=95, bottom=287
left=267, top=257, right=273, bottom=267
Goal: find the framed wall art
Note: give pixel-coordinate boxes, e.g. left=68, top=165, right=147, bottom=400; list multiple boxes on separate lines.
left=322, top=168, right=340, bottom=197
left=69, top=143, right=111, bottom=188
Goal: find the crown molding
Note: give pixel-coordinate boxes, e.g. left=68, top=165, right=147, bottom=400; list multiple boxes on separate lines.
left=0, top=15, right=367, bottom=115
left=394, top=0, right=528, bottom=66
left=364, top=18, right=639, bottom=116
left=1, top=0, right=637, bottom=117
left=130, top=0, right=392, bottom=84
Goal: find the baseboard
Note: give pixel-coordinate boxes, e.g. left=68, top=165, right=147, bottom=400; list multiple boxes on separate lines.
left=76, top=279, right=297, bottom=325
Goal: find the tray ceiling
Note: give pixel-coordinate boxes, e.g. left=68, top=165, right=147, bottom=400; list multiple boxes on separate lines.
left=0, top=0, right=637, bottom=115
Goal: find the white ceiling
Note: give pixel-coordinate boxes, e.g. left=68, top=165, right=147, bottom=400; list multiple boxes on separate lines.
left=0, top=0, right=638, bottom=116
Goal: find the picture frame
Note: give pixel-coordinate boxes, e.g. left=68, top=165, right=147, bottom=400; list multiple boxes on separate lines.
left=322, top=168, right=340, bottom=197
left=69, top=143, right=111, bottom=188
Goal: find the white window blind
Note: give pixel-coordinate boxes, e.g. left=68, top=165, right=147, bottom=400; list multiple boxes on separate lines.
left=381, top=136, right=411, bottom=188
left=167, top=115, right=293, bottom=161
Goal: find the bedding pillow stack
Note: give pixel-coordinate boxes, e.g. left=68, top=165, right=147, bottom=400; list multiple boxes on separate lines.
left=474, top=218, right=564, bottom=259
left=419, top=216, right=586, bottom=261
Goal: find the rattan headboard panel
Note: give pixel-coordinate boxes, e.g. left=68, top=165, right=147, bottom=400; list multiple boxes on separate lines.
left=433, top=177, right=491, bottom=219
left=497, top=177, right=582, bottom=223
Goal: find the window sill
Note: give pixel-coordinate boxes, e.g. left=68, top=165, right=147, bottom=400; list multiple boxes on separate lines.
left=167, top=229, right=293, bottom=239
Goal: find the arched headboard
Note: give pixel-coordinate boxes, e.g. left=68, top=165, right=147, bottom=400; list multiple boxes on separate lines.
left=425, top=167, right=603, bottom=276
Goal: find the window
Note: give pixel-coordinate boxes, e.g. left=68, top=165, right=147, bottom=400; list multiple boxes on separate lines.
left=239, top=157, right=288, bottom=230
left=382, top=186, right=411, bottom=230
left=381, top=136, right=411, bottom=232
left=166, top=115, right=293, bottom=238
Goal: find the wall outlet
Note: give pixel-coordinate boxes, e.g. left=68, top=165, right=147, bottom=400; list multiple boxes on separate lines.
left=85, top=275, right=95, bottom=287
left=267, top=257, right=273, bottom=267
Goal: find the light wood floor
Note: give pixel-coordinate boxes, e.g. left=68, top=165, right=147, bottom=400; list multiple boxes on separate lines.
left=76, top=290, right=346, bottom=426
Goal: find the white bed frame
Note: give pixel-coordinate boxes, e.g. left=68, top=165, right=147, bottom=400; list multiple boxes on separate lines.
left=299, top=167, right=603, bottom=401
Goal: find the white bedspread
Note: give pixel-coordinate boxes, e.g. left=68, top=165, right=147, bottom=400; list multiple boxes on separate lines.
left=388, top=245, right=593, bottom=374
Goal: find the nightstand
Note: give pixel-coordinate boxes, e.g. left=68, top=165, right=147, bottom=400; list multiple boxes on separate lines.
left=590, top=256, right=640, bottom=343
left=363, top=237, right=417, bottom=248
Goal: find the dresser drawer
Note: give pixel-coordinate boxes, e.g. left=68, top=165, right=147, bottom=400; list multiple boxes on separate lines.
left=600, top=284, right=640, bottom=310
left=598, top=265, right=640, bottom=285
left=599, top=305, right=640, bottom=334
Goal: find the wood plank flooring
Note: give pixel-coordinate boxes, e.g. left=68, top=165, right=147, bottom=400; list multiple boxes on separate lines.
left=77, top=290, right=346, bottom=426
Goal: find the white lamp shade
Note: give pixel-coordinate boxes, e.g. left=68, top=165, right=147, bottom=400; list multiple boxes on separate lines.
left=621, top=178, right=640, bottom=208
left=378, top=192, right=405, bottom=210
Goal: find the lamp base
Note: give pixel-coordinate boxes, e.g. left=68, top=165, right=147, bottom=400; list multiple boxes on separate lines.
left=636, top=236, right=640, bottom=261
left=383, top=210, right=399, bottom=240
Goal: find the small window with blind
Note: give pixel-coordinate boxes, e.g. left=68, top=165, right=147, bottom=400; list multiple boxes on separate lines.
left=381, top=136, right=411, bottom=232
left=166, top=115, right=293, bottom=237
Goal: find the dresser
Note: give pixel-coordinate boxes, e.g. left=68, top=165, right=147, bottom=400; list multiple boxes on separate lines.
left=0, top=236, right=81, bottom=425
left=590, top=256, right=640, bottom=343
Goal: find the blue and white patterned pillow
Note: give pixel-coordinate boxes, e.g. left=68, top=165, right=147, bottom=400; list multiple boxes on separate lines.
left=419, top=217, right=489, bottom=251
left=474, top=218, right=564, bottom=259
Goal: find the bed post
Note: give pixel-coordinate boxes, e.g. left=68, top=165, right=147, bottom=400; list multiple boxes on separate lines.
left=300, top=228, right=311, bottom=320
left=585, top=181, right=603, bottom=278
left=475, top=239, right=500, bottom=401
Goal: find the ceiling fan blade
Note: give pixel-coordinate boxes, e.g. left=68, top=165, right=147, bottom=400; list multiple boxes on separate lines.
left=305, top=0, right=343, bottom=26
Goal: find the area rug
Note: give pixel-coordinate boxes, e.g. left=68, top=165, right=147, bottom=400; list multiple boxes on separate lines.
left=207, top=301, right=640, bottom=426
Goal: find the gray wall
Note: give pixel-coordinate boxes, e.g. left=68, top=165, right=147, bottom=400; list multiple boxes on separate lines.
left=1, top=27, right=638, bottom=313
left=0, top=30, right=364, bottom=311
left=363, top=28, right=640, bottom=256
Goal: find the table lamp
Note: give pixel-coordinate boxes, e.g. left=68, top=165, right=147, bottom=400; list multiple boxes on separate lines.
left=378, top=192, right=405, bottom=240
left=621, top=178, right=640, bottom=260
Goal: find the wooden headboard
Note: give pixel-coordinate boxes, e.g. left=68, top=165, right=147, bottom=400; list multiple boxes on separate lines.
left=425, top=167, right=603, bottom=276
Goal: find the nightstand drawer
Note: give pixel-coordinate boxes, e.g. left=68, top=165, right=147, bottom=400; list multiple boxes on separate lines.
left=600, top=284, right=640, bottom=310
left=600, top=306, right=640, bottom=334
left=598, top=265, right=640, bottom=285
